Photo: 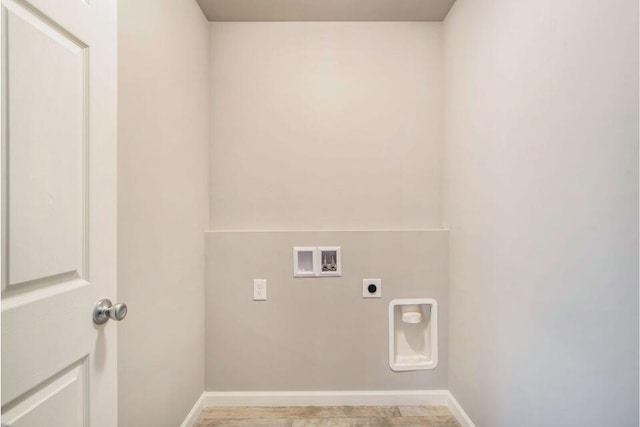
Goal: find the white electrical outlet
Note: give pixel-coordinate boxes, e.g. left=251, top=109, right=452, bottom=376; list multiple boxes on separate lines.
left=363, top=279, right=382, bottom=298
left=253, top=279, right=267, bottom=301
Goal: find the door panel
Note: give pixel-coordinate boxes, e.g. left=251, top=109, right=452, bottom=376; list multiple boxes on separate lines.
left=2, top=283, right=93, bottom=406
left=7, top=1, right=87, bottom=287
left=1, top=0, right=117, bottom=425
left=2, top=358, right=88, bottom=427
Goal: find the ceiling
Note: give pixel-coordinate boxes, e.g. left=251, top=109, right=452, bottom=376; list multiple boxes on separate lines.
left=196, top=0, right=457, bottom=22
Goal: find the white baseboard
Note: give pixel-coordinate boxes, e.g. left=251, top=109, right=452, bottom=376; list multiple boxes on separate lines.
left=181, top=390, right=475, bottom=427
left=201, top=390, right=450, bottom=407
left=446, top=391, right=476, bottom=427
left=179, top=392, right=206, bottom=427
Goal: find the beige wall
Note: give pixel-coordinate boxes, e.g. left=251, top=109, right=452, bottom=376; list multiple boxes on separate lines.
left=205, top=230, right=449, bottom=390
left=209, top=22, right=443, bottom=231
left=206, top=22, right=448, bottom=392
left=443, top=1, right=639, bottom=426
left=117, top=0, right=209, bottom=425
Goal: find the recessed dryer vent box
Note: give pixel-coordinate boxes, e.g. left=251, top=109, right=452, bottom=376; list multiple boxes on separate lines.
left=293, top=246, right=341, bottom=278
left=389, top=298, right=438, bottom=371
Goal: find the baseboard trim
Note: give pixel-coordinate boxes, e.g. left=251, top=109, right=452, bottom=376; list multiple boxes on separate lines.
left=446, top=391, right=476, bottom=427
left=202, top=390, right=450, bottom=407
left=181, top=390, right=475, bottom=427
left=179, top=392, right=206, bottom=427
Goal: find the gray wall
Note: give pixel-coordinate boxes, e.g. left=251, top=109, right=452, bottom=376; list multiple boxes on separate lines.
left=205, top=230, right=449, bottom=390
left=117, top=0, right=209, bottom=425
left=443, top=0, right=639, bottom=426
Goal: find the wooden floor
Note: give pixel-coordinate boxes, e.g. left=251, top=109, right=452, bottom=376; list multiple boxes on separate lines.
left=194, top=405, right=462, bottom=426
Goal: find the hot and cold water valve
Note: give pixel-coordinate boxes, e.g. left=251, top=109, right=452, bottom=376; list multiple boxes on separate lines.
left=293, top=247, right=341, bottom=277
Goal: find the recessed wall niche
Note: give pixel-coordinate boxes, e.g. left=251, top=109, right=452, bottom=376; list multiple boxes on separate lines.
left=293, top=247, right=316, bottom=277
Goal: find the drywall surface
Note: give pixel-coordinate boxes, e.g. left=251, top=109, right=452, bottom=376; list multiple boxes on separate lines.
left=205, top=230, right=449, bottom=390
left=209, top=22, right=443, bottom=230
left=117, top=0, right=209, bottom=425
left=443, top=1, right=639, bottom=426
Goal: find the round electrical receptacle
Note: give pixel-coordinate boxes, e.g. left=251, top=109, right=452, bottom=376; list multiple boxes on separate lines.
left=368, top=284, right=377, bottom=294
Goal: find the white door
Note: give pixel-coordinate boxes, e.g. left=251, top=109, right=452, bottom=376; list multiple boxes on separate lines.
left=1, top=0, right=118, bottom=425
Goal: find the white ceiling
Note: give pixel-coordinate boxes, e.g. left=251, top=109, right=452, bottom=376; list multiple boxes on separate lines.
left=196, top=0, right=457, bottom=22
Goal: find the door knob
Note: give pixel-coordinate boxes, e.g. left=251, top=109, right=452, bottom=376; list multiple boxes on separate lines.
left=93, top=299, right=128, bottom=324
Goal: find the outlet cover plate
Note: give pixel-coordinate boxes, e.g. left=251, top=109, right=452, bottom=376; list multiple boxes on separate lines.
left=254, top=279, right=267, bottom=301
left=363, top=279, right=381, bottom=298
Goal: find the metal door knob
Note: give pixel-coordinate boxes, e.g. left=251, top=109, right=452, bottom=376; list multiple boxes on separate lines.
left=93, top=299, right=128, bottom=324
